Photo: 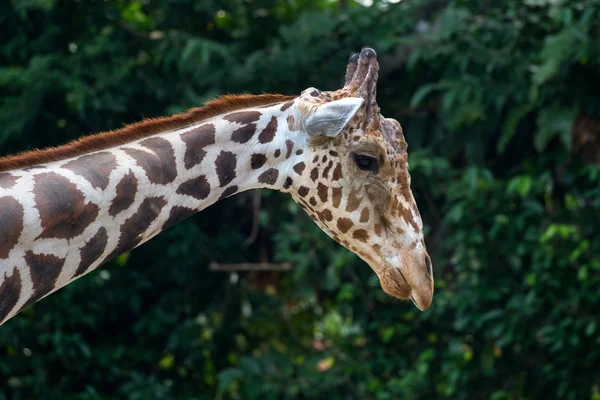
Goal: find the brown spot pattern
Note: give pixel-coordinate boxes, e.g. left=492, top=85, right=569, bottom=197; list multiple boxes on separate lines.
left=285, top=140, right=294, bottom=159
left=180, top=123, right=216, bottom=169
left=293, top=162, right=306, bottom=175
left=310, top=197, right=317, bottom=206
left=258, top=116, right=278, bottom=143
left=22, top=251, right=65, bottom=309
left=374, top=223, right=383, bottom=236
left=319, top=209, right=333, bottom=222
left=219, top=185, right=238, bottom=200
left=287, top=115, right=296, bottom=131
left=224, top=111, right=261, bottom=125
left=280, top=101, right=294, bottom=111
left=296, top=149, right=303, bottom=156
left=337, top=218, right=353, bottom=233
left=283, top=177, right=293, bottom=189
left=162, top=206, right=197, bottom=231
left=75, top=227, right=108, bottom=277
left=332, top=188, right=342, bottom=208
left=251, top=154, right=267, bottom=169
left=352, top=229, right=369, bottom=243
left=215, top=151, right=237, bottom=187
left=274, top=149, right=281, bottom=158
left=323, top=160, right=333, bottom=178
left=317, top=183, right=328, bottom=203
left=0, top=267, right=21, bottom=323
left=345, top=191, right=362, bottom=213
left=258, top=168, right=279, bottom=185
left=34, top=173, right=99, bottom=239
left=62, top=152, right=117, bottom=190
left=0, top=173, right=18, bottom=189
left=360, top=208, right=370, bottom=223
left=177, top=175, right=210, bottom=200
left=298, top=186, right=309, bottom=197
left=107, top=197, right=167, bottom=261
left=123, top=139, right=176, bottom=185
left=109, top=171, right=138, bottom=216
left=310, top=168, right=319, bottom=182
left=332, top=163, right=343, bottom=180
left=231, top=124, right=257, bottom=144
left=0, top=197, right=23, bottom=259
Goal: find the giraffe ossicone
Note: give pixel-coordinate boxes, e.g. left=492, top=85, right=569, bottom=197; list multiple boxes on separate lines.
left=0, top=48, right=433, bottom=326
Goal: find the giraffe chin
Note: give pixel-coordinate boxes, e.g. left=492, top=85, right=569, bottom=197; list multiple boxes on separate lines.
left=379, top=266, right=431, bottom=311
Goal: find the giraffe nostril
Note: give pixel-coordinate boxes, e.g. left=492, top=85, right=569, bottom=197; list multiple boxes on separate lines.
left=425, top=254, right=433, bottom=278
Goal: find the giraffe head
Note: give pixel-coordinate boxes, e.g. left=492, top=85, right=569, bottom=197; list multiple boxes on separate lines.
left=288, top=48, right=433, bottom=310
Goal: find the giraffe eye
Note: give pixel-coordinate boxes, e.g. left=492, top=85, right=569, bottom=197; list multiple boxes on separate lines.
left=353, top=153, right=379, bottom=173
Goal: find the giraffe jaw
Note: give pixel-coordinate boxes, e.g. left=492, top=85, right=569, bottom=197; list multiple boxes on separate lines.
left=379, top=265, right=433, bottom=311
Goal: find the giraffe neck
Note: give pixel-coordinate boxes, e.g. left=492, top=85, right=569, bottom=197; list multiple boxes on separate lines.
left=0, top=100, right=302, bottom=324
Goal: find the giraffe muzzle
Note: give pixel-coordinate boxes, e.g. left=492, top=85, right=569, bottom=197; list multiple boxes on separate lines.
left=379, top=254, right=434, bottom=311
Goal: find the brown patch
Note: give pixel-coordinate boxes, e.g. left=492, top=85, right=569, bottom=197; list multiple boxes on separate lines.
left=296, top=149, right=303, bottom=156
left=162, top=206, right=197, bottom=231
left=0, top=197, right=24, bottom=259
left=34, top=172, right=99, bottom=239
left=219, top=185, right=238, bottom=200
left=322, top=160, right=333, bottom=178
left=124, top=137, right=177, bottom=185
left=374, top=223, right=383, bottom=236
left=274, top=149, right=281, bottom=158
left=345, top=190, right=362, bottom=213
left=332, top=163, right=343, bottom=181
left=215, top=151, right=237, bottom=187
left=337, top=218, right=353, bottom=234
left=177, top=175, right=211, bottom=200
left=181, top=123, right=216, bottom=169
left=329, top=150, right=339, bottom=157
left=293, top=162, right=306, bottom=175
left=398, top=204, right=420, bottom=233
left=109, top=171, right=138, bottom=217
left=251, top=154, right=267, bottom=169
left=62, top=152, right=117, bottom=190
left=0, top=173, right=18, bottom=189
left=372, top=244, right=381, bottom=253
left=321, top=155, right=327, bottom=163
left=310, top=167, right=319, bottom=182
left=74, top=227, right=108, bottom=277
left=360, top=207, right=370, bottom=223
left=106, top=197, right=167, bottom=261
left=317, top=183, right=328, bottom=203
left=22, top=251, right=65, bottom=309
left=319, top=209, right=333, bottom=222
left=224, top=111, right=262, bottom=125
left=0, top=267, right=21, bottom=323
left=287, top=114, right=296, bottom=131
left=281, top=101, right=294, bottom=111
left=312, top=155, right=319, bottom=163
left=298, top=186, right=309, bottom=197
left=258, top=116, right=278, bottom=144
left=332, top=188, right=342, bottom=208
left=352, top=229, right=369, bottom=243
left=231, top=124, right=257, bottom=144
left=0, top=94, right=293, bottom=171
left=257, top=168, right=279, bottom=185
left=309, top=197, right=317, bottom=206
left=285, top=140, right=294, bottom=159
left=283, top=177, right=293, bottom=189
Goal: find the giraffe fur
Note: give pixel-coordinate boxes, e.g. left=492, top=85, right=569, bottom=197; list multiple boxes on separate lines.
left=0, top=48, right=433, bottom=325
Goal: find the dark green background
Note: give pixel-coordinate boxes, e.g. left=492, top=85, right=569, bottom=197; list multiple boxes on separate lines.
left=1, top=0, right=599, bottom=399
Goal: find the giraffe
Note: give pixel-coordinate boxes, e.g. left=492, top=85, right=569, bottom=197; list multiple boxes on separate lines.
left=0, top=48, right=433, bottom=326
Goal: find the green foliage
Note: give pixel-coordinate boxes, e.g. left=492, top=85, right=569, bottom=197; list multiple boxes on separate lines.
left=1, top=0, right=599, bottom=399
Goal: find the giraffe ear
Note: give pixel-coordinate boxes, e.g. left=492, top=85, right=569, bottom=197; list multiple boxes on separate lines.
left=303, top=97, right=363, bottom=137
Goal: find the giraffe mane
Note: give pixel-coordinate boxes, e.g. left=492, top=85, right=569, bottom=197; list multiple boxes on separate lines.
left=0, top=93, right=294, bottom=172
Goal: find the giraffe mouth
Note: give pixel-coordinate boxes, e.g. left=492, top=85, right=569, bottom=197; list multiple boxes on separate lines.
left=379, top=266, right=433, bottom=311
